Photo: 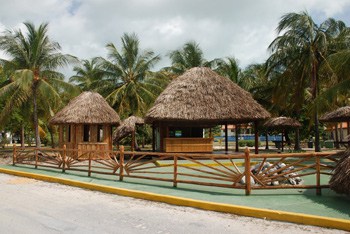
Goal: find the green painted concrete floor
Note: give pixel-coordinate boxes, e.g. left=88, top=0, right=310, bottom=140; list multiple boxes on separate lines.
left=1, top=164, right=349, bottom=221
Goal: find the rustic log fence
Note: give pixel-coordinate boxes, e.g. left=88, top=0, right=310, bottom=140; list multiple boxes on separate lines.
left=12, top=145, right=339, bottom=195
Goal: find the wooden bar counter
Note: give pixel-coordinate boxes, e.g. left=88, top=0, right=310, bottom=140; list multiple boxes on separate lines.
left=164, top=138, right=213, bottom=153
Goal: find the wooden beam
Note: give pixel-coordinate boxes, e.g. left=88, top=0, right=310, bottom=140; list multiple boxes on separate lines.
left=152, top=124, right=155, bottom=152
left=281, top=130, right=284, bottom=152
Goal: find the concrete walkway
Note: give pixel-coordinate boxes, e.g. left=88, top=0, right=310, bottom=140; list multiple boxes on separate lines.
left=0, top=164, right=349, bottom=231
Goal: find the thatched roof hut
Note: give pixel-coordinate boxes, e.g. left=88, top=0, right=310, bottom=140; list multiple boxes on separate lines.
left=329, top=149, right=350, bottom=195
left=320, top=106, right=350, bottom=149
left=50, top=91, right=120, bottom=154
left=320, top=106, right=350, bottom=122
left=263, top=117, right=302, bottom=152
left=50, top=91, right=120, bottom=125
left=264, top=117, right=301, bottom=129
left=113, top=116, right=144, bottom=142
left=145, top=67, right=270, bottom=153
left=145, top=67, right=270, bottom=124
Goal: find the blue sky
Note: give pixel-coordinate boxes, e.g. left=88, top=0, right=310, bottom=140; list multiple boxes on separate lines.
left=1, top=0, right=350, bottom=76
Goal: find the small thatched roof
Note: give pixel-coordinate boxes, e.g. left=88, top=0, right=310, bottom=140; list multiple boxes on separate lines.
left=320, top=106, right=350, bottom=122
left=329, top=149, right=350, bottom=195
left=264, top=117, right=302, bottom=129
left=113, top=116, right=144, bottom=142
left=50, top=91, right=120, bottom=125
left=145, top=67, right=270, bottom=124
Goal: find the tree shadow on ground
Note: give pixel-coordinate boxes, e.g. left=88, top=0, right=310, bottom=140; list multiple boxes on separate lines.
left=302, top=188, right=350, bottom=218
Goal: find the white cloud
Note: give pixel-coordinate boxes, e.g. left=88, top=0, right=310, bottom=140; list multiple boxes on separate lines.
left=0, top=0, right=349, bottom=75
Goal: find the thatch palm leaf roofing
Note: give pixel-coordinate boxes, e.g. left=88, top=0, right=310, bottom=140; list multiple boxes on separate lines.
left=264, top=117, right=301, bottom=129
left=145, top=67, right=270, bottom=123
left=320, top=106, right=350, bottom=122
left=113, top=116, right=144, bottom=142
left=329, top=149, right=350, bottom=195
left=50, top=91, right=121, bottom=124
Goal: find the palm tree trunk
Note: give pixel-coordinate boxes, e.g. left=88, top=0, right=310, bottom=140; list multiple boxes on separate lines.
left=294, top=129, right=301, bottom=151
left=312, top=61, right=321, bottom=152
left=48, top=125, right=55, bottom=148
left=21, top=124, right=25, bottom=148
left=33, top=83, right=41, bottom=148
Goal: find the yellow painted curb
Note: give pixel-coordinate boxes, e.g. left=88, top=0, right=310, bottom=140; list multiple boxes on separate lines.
left=0, top=167, right=349, bottom=231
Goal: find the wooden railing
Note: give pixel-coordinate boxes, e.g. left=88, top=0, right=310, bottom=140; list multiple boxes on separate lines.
left=12, top=145, right=340, bottom=195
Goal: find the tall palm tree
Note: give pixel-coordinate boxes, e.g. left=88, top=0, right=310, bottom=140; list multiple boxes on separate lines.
left=0, top=22, right=76, bottom=147
left=266, top=12, right=349, bottom=152
left=214, top=57, right=240, bottom=82
left=99, top=33, right=169, bottom=118
left=69, top=57, right=104, bottom=91
left=168, top=41, right=212, bottom=75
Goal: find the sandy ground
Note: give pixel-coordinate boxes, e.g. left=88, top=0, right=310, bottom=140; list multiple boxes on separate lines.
left=0, top=173, right=346, bottom=234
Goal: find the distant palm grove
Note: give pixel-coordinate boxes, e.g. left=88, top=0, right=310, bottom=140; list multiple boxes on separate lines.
left=1, top=11, right=350, bottom=151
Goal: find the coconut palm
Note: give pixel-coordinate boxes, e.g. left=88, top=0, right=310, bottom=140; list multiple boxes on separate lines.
left=0, top=22, right=76, bottom=147
left=266, top=12, right=350, bottom=152
left=69, top=57, right=104, bottom=91
left=168, top=41, right=213, bottom=75
left=98, top=33, right=169, bottom=118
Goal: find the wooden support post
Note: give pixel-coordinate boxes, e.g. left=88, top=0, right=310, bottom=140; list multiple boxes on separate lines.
left=265, top=131, right=269, bottom=150
left=119, top=145, right=124, bottom=181
left=244, top=147, right=251, bottom=195
left=62, top=144, right=66, bottom=173
left=88, top=152, right=92, bottom=177
left=173, top=156, right=178, bottom=187
left=281, top=130, right=284, bottom=152
left=335, top=123, right=339, bottom=149
left=131, top=130, right=135, bottom=151
left=347, top=121, right=350, bottom=147
left=316, top=155, right=321, bottom=195
left=13, top=144, right=16, bottom=166
left=225, top=123, right=228, bottom=152
left=152, top=124, right=155, bottom=152
left=254, top=121, right=259, bottom=154
left=235, top=124, right=239, bottom=152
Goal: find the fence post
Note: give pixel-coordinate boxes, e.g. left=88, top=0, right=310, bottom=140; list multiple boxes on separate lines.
left=119, top=145, right=124, bottom=181
left=316, top=154, right=321, bottom=195
left=35, top=147, right=38, bottom=169
left=244, top=147, right=251, bottom=195
left=62, top=144, right=66, bottom=173
left=173, top=156, right=178, bottom=187
left=13, top=144, right=16, bottom=166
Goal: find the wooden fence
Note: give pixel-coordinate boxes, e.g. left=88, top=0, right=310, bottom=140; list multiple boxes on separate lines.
left=12, top=145, right=339, bottom=195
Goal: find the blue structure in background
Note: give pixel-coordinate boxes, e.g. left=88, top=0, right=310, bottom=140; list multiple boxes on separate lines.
left=214, top=135, right=282, bottom=142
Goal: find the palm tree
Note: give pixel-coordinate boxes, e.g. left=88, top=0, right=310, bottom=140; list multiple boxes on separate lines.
left=214, top=57, right=240, bottom=82
left=69, top=57, right=104, bottom=91
left=0, top=22, right=76, bottom=147
left=168, top=41, right=212, bottom=75
left=266, top=12, right=350, bottom=152
left=99, top=33, right=169, bottom=118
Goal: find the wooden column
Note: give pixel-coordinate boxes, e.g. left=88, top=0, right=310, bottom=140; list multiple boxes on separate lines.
left=131, top=130, right=135, bottom=151
left=225, top=123, right=228, bottom=152
left=119, top=145, right=124, bottom=181
left=281, top=130, right=284, bottom=152
left=254, top=121, right=259, bottom=154
left=265, top=131, right=269, bottom=150
left=235, top=124, right=239, bottom=152
left=347, top=121, right=350, bottom=147
left=335, top=123, right=339, bottom=149
left=152, top=124, right=155, bottom=152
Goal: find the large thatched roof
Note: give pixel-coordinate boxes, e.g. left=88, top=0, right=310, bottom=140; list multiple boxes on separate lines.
left=50, top=91, right=121, bottom=125
left=320, top=106, right=350, bottom=122
left=145, top=67, right=270, bottom=124
left=113, top=116, right=144, bottom=142
left=264, top=117, right=301, bottom=129
left=329, top=149, right=350, bottom=195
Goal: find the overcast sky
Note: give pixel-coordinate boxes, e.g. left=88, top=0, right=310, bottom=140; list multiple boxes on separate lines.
left=1, top=0, right=350, bottom=76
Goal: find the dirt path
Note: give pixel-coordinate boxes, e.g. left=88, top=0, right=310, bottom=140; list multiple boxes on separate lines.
left=0, top=173, right=346, bottom=234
